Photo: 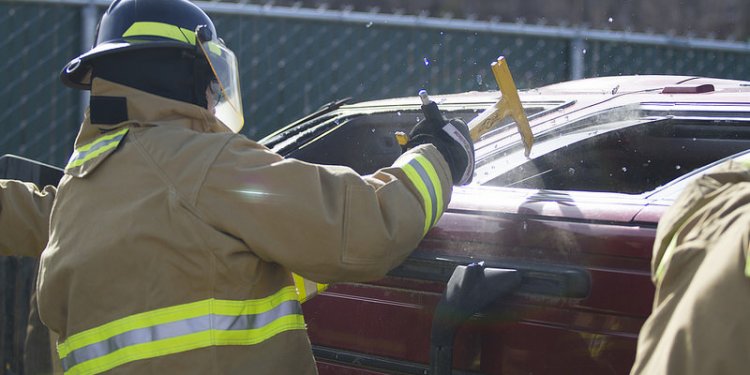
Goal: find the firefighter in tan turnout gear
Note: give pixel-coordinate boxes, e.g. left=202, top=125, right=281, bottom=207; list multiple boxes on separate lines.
left=630, top=156, right=750, bottom=375
left=0, top=0, right=475, bottom=373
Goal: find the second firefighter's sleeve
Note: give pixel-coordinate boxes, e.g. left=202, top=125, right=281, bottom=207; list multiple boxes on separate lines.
left=199, top=137, right=452, bottom=283
left=0, top=179, right=56, bottom=257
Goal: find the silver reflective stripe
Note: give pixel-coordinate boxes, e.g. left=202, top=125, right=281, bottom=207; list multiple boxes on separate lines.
left=66, top=129, right=128, bottom=169
left=407, top=158, right=438, bottom=227
left=61, top=300, right=301, bottom=371
left=441, top=122, right=473, bottom=184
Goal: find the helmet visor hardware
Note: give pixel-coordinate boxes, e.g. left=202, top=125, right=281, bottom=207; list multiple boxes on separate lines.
left=66, top=58, right=82, bottom=74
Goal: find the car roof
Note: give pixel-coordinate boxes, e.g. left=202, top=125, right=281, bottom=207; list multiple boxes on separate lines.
left=341, top=75, right=750, bottom=110
left=532, top=75, right=747, bottom=94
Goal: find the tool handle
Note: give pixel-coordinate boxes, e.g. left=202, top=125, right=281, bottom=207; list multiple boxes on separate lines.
left=418, top=90, right=447, bottom=127
left=397, top=90, right=446, bottom=147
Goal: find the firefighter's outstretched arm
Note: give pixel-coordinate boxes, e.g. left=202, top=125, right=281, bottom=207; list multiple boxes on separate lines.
left=198, top=141, right=446, bottom=283
left=198, top=106, right=473, bottom=284
left=0, top=180, right=56, bottom=256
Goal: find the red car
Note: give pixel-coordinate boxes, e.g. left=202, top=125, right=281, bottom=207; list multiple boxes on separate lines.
left=260, top=75, right=750, bottom=375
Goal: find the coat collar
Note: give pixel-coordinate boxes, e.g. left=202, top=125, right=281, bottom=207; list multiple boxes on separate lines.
left=66, top=78, right=232, bottom=177
left=86, top=77, right=230, bottom=135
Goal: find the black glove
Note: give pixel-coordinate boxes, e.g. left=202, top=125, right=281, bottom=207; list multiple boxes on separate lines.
left=405, top=100, right=475, bottom=185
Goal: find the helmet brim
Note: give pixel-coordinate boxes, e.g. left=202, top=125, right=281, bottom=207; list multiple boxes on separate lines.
left=60, top=39, right=192, bottom=90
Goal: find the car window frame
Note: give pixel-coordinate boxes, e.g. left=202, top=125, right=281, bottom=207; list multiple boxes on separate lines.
left=471, top=102, right=750, bottom=201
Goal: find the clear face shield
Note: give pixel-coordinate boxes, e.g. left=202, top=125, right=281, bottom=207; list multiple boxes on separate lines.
left=196, top=28, right=244, bottom=133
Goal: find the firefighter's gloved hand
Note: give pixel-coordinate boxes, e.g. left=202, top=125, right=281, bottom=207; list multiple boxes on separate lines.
left=406, top=117, right=475, bottom=185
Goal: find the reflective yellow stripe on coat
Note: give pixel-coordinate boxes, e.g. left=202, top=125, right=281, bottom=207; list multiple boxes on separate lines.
left=66, top=128, right=129, bottom=170
left=293, top=273, right=328, bottom=303
left=58, top=286, right=305, bottom=374
left=395, top=153, right=445, bottom=235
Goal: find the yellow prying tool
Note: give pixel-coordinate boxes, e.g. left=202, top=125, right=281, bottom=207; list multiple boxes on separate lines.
left=396, top=57, right=533, bottom=156
left=467, top=56, right=534, bottom=156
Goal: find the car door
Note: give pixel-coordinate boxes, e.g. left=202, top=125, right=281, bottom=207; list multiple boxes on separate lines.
left=305, top=183, right=656, bottom=375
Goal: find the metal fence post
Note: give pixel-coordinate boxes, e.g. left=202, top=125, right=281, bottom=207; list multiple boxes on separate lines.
left=79, top=2, right=98, bottom=121
left=569, top=31, right=586, bottom=80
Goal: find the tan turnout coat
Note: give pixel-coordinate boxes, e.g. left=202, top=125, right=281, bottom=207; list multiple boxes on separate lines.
left=631, top=158, right=750, bottom=375
left=0, top=78, right=453, bottom=374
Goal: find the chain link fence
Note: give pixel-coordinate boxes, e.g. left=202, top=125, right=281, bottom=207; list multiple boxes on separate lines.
left=0, top=2, right=82, bottom=168
left=583, top=40, right=750, bottom=77
left=2, top=0, right=750, bottom=168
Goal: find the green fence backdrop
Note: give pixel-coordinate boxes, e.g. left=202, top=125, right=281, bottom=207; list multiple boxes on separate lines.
left=2, top=0, right=750, bottom=167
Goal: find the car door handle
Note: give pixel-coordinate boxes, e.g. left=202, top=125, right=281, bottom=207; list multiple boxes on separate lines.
left=388, top=253, right=590, bottom=299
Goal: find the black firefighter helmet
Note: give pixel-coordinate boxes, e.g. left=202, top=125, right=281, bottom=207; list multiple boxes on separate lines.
left=60, top=0, right=244, bottom=132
